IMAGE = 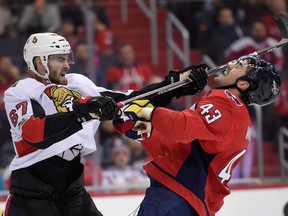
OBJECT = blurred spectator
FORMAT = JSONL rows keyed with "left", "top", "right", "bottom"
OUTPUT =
{"left": 69, "top": 40, "right": 105, "bottom": 86}
{"left": 18, "top": 0, "right": 61, "bottom": 35}
{"left": 166, "top": 0, "right": 211, "bottom": 49}
{"left": 77, "top": 12, "right": 114, "bottom": 56}
{"left": 126, "top": 138, "right": 149, "bottom": 171}
{"left": 262, "top": 0, "right": 288, "bottom": 41}
{"left": 60, "top": 0, "right": 84, "bottom": 35}
{"left": 99, "top": 121, "right": 122, "bottom": 168}
{"left": 105, "top": 43, "right": 154, "bottom": 90}
{"left": 0, "top": 55, "right": 20, "bottom": 111}
{"left": 224, "top": 20, "right": 284, "bottom": 71}
{"left": 57, "top": 19, "right": 77, "bottom": 50}
{"left": 0, "top": 55, "right": 20, "bottom": 168}
{"left": 92, "top": 0, "right": 110, "bottom": 28}
{"left": 102, "top": 139, "right": 148, "bottom": 190}
{"left": 77, "top": 11, "right": 117, "bottom": 75}
{"left": 202, "top": 7, "right": 249, "bottom": 65}
{"left": 240, "top": 0, "right": 270, "bottom": 25}
{"left": 0, "top": 0, "right": 12, "bottom": 38}
{"left": 99, "top": 120, "right": 119, "bottom": 145}
{"left": 261, "top": 0, "right": 288, "bottom": 71}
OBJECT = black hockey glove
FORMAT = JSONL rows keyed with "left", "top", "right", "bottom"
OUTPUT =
{"left": 73, "top": 95, "right": 121, "bottom": 122}
{"left": 165, "top": 64, "right": 208, "bottom": 97}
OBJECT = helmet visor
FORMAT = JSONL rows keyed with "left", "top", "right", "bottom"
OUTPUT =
{"left": 48, "top": 53, "right": 74, "bottom": 65}
{"left": 233, "top": 55, "right": 259, "bottom": 79}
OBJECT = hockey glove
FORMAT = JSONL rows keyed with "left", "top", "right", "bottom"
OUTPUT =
{"left": 126, "top": 121, "right": 153, "bottom": 140}
{"left": 166, "top": 64, "right": 208, "bottom": 97}
{"left": 114, "top": 120, "right": 153, "bottom": 141}
{"left": 123, "top": 100, "right": 155, "bottom": 122}
{"left": 73, "top": 95, "right": 121, "bottom": 122}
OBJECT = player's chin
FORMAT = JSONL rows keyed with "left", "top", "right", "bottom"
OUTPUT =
{"left": 214, "top": 75, "right": 224, "bottom": 82}
{"left": 52, "top": 75, "right": 68, "bottom": 85}
{"left": 213, "top": 76, "right": 224, "bottom": 87}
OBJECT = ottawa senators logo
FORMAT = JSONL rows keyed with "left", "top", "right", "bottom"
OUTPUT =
{"left": 44, "top": 86, "right": 81, "bottom": 112}
{"left": 32, "top": 36, "right": 37, "bottom": 43}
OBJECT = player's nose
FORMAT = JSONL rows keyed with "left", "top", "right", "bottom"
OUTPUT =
{"left": 227, "top": 62, "right": 234, "bottom": 70}
{"left": 64, "top": 61, "right": 70, "bottom": 69}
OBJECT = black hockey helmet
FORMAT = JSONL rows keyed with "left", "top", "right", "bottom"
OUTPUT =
{"left": 239, "top": 56, "right": 281, "bottom": 107}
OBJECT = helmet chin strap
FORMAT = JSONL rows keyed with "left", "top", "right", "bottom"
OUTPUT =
{"left": 43, "top": 66, "right": 51, "bottom": 84}
{"left": 31, "top": 67, "right": 51, "bottom": 84}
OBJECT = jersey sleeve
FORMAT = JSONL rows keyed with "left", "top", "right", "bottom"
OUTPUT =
{"left": 4, "top": 82, "right": 82, "bottom": 149}
{"left": 150, "top": 93, "right": 235, "bottom": 152}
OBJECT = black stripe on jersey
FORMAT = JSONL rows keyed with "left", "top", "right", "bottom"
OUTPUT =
{"left": 25, "top": 100, "right": 83, "bottom": 149}
{"left": 31, "top": 99, "right": 45, "bottom": 118}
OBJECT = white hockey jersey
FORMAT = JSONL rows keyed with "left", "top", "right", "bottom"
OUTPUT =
{"left": 4, "top": 73, "right": 133, "bottom": 171}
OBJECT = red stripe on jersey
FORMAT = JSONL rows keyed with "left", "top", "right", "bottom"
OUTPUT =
{"left": 22, "top": 116, "right": 45, "bottom": 143}
{"left": 3, "top": 194, "right": 14, "bottom": 216}
{"left": 14, "top": 140, "right": 37, "bottom": 157}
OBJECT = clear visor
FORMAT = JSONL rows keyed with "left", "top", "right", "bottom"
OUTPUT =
{"left": 232, "top": 55, "right": 259, "bottom": 80}
{"left": 48, "top": 52, "right": 74, "bottom": 65}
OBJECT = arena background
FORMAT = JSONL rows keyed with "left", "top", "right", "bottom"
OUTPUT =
{"left": 1, "top": 0, "right": 288, "bottom": 215}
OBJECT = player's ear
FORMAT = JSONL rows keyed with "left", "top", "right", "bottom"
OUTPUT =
{"left": 236, "top": 80, "right": 250, "bottom": 91}
{"left": 34, "top": 57, "right": 43, "bottom": 66}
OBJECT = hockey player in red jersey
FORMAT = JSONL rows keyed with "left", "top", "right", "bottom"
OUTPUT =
{"left": 116, "top": 56, "right": 281, "bottom": 216}
{"left": 2, "top": 33, "right": 208, "bottom": 216}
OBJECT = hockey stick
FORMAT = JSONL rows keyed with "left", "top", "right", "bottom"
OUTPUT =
{"left": 117, "top": 13, "right": 288, "bottom": 108}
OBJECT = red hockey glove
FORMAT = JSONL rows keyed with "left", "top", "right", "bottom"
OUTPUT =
{"left": 73, "top": 95, "right": 121, "bottom": 122}
{"left": 165, "top": 64, "right": 208, "bottom": 97}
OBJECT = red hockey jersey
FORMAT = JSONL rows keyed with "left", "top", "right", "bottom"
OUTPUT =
{"left": 105, "top": 63, "right": 154, "bottom": 90}
{"left": 142, "top": 89, "right": 251, "bottom": 216}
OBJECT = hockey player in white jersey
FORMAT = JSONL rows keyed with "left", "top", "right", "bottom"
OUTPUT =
{"left": 2, "top": 33, "right": 208, "bottom": 216}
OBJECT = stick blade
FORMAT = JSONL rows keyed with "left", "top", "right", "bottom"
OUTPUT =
{"left": 275, "top": 13, "right": 288, "bottom": 39}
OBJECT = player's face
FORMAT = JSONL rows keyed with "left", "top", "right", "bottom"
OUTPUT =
{"left": 48, "top": 54, "right": 71, "bottom": 85}
{"left": 213, "top": 59, "right": 250, "bottom": 88}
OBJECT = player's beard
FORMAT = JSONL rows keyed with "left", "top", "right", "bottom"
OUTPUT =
{"left": 49, "top": 70, "right": 68, "bottom": 85}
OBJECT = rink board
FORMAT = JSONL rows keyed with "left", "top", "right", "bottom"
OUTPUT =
{"left": 0, "top": 184, "right": 288, "bottom": 216}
